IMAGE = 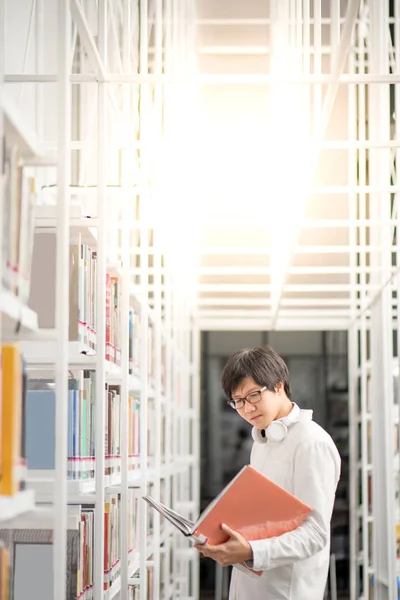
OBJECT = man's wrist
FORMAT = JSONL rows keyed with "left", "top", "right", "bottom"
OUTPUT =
{"left": 244, "top": 543, "right": 254, "bottom": 567}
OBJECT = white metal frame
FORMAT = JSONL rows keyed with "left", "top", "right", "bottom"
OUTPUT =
{"left": 0, "top": 3, "right": 199, "bottom": 600}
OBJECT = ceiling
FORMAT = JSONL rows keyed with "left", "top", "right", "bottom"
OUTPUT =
{"left": 193, "top": 0, "right": 361, "bottom": 331}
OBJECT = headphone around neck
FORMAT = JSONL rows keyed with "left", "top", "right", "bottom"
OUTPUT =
{"left": 261, "top": 403, "right": 301, "bottom": 442}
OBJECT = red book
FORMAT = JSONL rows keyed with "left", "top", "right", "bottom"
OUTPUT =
{"left": 143, "top": 465, "right": 312, "bottom": 576}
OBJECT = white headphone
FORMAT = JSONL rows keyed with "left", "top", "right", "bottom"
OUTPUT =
{"left": 257, "top": 403, "right": 301, "bottom": 443}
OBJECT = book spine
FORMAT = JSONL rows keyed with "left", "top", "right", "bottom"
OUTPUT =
{"left": 105, "top": 274, "right": 111, "bottom": 361}
{"left": 0, "top": 345, "right": 23, "bottom": 495}
{"left": 19, "top": 357, "right": 27, "bottom": 490}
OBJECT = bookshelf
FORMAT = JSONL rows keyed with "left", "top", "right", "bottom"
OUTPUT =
{"left": 0, "top": 2, "right": 199, "bottom": 600}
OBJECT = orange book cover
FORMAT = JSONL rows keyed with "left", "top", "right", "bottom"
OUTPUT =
{"left": 143, "top": 465, "right": 312, "bottom": 575}
{"left": 194, "top": 465, "right": 311, "bottom": 545}
{"left": 0, "top": 344, "right": 22, "bottom": 495}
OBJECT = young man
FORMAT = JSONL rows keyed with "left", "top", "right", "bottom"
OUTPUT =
{"left": 195, "top": 346, "right": 341, "bottom": 600}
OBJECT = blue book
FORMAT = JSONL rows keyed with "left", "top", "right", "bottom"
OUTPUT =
{"left": 26, "top": 390, "right": 56, "bottom": 470}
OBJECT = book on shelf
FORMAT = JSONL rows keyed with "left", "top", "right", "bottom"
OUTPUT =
{"left": 0, "top": 542, "right": 9, "bottom": 600}
{"left": 0, "top": 492, "right": 140, "bottom": 599}
{"left": 1, "top": 140, "right": 36, "bottom": 302}
{"left": 143, "top": 465, "right": 312, "bottom": 576}
{"left": 0, "top": 505, "right": 93, "bottom": 600}
{"left": 128, "top": 396, "right": 140, "bottom": 471}
{"left": 148, "top": 322, "right": 155, "bottom": 388}
{"left": 104, "top": 494, "right": 120, "bottom": 591}
{"left": 105, "top": 385, "right": 121, "bottom": 477}
{"left": 106, "top": 274, "right": 121, "bottom": 365}
{"left": 29, "top": 232, "right": 121, "bottom": 363}
{"left": 147, "top": 565, "right": 154, "bottom": 600}
{"left": 26, "top": 373, "right": 136, "bottom": 482}
{"left": 129, "top": 308, "right": 141, "bottom": 377}
{"left": 0, "top": 344, "right": 27, "bottom": 496}
{"left": 128, "top": 585, "right": 140, "bottom": 600}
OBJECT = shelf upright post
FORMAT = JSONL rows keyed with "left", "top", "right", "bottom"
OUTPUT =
{"left": 313, "top": 0, "right": 322, "bottom": 136}
{"left": 369, "top": 1, "right": 397, "bottom": 597}
{"left": 163, "top": 255, "right": 173, "bottom": 597}
{"left": 94, "top": 1, "right": 108, "bottom": 599}
{"left": 192, "top": 323, "right": 201, "bottom": 600}
{"left": 139, "top": 1, "right": 150, "bottom": 598}
{"left": 120, "top": 2, "right": 132, "bottom": 598}
{"left": 53, "top": 0, "right": 71, "bottom": 599}
{"left": 347, "top": 35, "right": 358, "bottom": 600}
{"left": 152, "top": 0, "right": 163, "bottom": 595}
{"left": 395, "top": 0, "right": 400, "bottom": 512}
{"left": 330, "top": 0, "right": 340, "bottom": 73}
{"left": 181, "top": 267, "right": 190, "bottom": 598}
{"left": 35, "top": 0, "right": 44, "bottom": 141}
{"left": 152, "top": 233, "right": 162, "bottom": 598}
{"left": 354, "top": 13, "right": 370, "bottom": 597}
{"left": 170, "top": 265, "right": 178, "bottom": 583}
{"left": 163, "top": 0, "right": 173, "bottom": 593}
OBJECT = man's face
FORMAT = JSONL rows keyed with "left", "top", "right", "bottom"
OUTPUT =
{"left": 231, "top": 376, "right": 283, "bottom": 430}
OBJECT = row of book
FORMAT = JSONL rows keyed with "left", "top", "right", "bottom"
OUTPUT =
{"left": 26, "top": 374, "right": 141, "bottom": 481}
{"left": 0, "top": 490, "right": 141, "bottom": 600}
{"left": 29, "top": 233, "right": 122, "bottom": 365}
{"left": 1, "top": 345, "right": 165, "bottom": 499}
{"left": 2, "top": 141, "right": 36, "bottom": 303}
{"left": 29, "top": 230, "right": 165, "bottom": 377}
{"left": 128, "top": 566, "right": 154, "bottom": 600}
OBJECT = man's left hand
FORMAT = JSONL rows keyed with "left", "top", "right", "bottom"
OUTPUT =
{"left": 194, "top": 524, "right": 253, "bottom": 567}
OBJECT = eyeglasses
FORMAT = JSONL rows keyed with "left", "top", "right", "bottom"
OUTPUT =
{"left": 228, "top": 386, "right": 267, "bottom": 410}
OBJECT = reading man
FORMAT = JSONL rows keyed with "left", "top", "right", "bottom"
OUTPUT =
{"left": 196, "top": 346, "right": 341, "bottom": 600}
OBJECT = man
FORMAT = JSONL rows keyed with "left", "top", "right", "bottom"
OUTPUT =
{"left": 195, "top": 346, "right": 341, "bottom": 600}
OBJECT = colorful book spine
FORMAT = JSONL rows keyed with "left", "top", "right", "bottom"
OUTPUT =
{"left": 106, "top": 274, "right": 112, "bottom": 361}
{"left": 0, "top": 344, "right": 23, "bottom": 495}
{"left": 0, "top": 543, "right": 9, "bottom": 600}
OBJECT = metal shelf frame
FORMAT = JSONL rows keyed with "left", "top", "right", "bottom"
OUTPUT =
{"left": 0, "top": 3, "right": 199, "bottom": 600}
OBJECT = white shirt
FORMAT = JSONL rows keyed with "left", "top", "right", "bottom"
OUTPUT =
{"left": 229, "top": 407, "right": 341, "bottom": 600}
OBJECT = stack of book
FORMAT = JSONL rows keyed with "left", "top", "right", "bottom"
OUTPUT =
{"left": 2, "top": 142, "right": 36, "bottom": 302}
{"left": 106, "top": 274, "right": 121, "bottom": 365}
{"left": 68, "top": 372, "right": 96, "bottom": 480}
{"left": 0, "top": 505, "right": 95, "bottom": 600}
{"left": 104, "top": 494, "right": 120, "bottom": 593}
{"left": 29, "top": 233, "right": 121, "bottom": 363}
{"left": 147, "top": 565, "right": 154, "bottom": 600}
{"left": 128, "top": 586, "right": 140, "bottom": 600}
{"left": 0, "top": 344, "right": 27, "bottom": 496}
{"left": 70, "top": 238, "right": 98, "bottom": 349}
{"left": 0, "top": 491, "right": 141, "bottom": 598}
{"left": 127, "top": 489, "right": 141, "bottom": 557}
{"left": 26, "top": 373, "right": 132, "bottom": 482}
{"left": 105, "top": 385, "right": 121, "bottom": 478}
{"left": 128, "top": 397, "right": 140, "bottom": 471}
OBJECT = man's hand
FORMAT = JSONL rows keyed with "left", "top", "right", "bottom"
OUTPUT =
{"left": 194, "top": 524, "right": 253, "bottom": 567}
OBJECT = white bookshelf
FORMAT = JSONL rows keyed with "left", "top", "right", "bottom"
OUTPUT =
{"left": 0, "top": 2, "right": 199, "bottom": 600}
{"left": 20, "top": 340, "right": 122, "bottom": 379}
{"left": 1, "top": 89, "right": 56, "bottom": 165}
{"left": 0, "top": 490, "right": 35, "bottom": 523}
{"left": 0, "top": 288, "right": 39, "bottom": 335}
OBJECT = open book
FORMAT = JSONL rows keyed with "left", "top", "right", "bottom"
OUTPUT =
{"left": 143, "top": 465, "right": 312, "bottom": 576}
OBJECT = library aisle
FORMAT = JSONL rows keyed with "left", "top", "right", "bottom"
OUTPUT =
{"left": 0, "top": 1, "right": 399, "bottom": 600}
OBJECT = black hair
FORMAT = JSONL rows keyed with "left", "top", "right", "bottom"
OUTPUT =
{"left": 221, "top": 345, "right": 291, "bottom": 400}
